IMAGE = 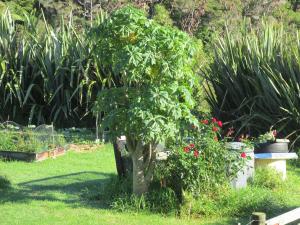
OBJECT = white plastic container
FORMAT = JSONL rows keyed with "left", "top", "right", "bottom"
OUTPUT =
{"left": 226, "top": 142, "right": 255, "bottom": 189}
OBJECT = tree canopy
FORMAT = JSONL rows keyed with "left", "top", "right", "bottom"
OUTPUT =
{"left": 93, "top": 6, "right": 203, "bottom": 143}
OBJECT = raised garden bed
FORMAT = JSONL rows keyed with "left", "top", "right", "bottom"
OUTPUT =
{"left": 0, "top": 147, "right": 66, "bottom": 162}
{"left": 0, "top": 123, "right": 67, "bottom": 162}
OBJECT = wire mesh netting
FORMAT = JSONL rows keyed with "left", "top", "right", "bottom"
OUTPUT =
{"left": 0, "top": 122, "right": 66, "bottom": 153}
{"left": 59, "top": 127, "right": 97, "bottom": 144}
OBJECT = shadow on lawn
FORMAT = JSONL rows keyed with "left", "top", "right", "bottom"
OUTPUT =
{"left": 0, "top": 171, "right": 116, "bottom": 209}
{"left": 1, "top": 171, "right": 299, "bottom": 224}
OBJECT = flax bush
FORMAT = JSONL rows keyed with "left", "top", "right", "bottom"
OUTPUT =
{"left": 0, "top": 10, "right": 109, "bottom": 126}
{"left": 206, "top": 23, "right": 300, "bottom": 146}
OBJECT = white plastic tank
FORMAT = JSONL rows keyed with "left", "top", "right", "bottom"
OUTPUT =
{"left": 226, "top": 142, "right": 255, "bottom": 189}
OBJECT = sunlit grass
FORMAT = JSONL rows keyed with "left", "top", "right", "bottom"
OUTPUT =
{"left": 0, "top": 144, "right": 299, "bottom": 225}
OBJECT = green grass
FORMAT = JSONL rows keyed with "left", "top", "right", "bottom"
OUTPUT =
{"left": 0, "top": 144, "right": 299, "bottom": 225}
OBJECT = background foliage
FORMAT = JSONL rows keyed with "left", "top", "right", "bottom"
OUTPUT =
{"left": 1, "top": 0, "right": 300, "bottom": 138}
{"left": 0, "top": 1, "right": 299, "bottom": 40}
{"left": 206, "top": 23, "right": 300, "bottom": 146}
{"left": 0, "top": 11, "right": 109, "bottom": 126}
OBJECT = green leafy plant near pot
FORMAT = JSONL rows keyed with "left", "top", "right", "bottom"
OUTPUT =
{"left": 224, "top": 128, "right": 254, "bottom": 157}
{"left": 255, "top": 130, "right": 289, "bottom": 153}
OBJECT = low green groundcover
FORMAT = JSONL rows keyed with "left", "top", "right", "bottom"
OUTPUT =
{"left": 0, "top": 129, "right": 65, "bottom": 153}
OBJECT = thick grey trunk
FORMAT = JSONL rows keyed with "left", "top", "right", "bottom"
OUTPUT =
{"left": 126, "top": 137, "right": 157, "bottom": 196}
{"left": 132, "top": 149, "right": 148, "bottom": 195}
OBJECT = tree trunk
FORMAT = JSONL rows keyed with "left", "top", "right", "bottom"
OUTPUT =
{"left": 126, "top": 137, "right": 157, "bottom": 196}
{"left": 113, "top": 139, "right": 126, "bottom": 178}
{"left": 132, "top": 149, "right": 148, "bottom": 195}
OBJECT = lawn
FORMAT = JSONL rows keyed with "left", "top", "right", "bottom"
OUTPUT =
{"left": 0, "top": 144, "right": 299, "bottom": 225}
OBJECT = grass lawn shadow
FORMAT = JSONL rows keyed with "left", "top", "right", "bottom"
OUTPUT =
{"left": 0, "top": 171, "right": 116, "bottom": 209}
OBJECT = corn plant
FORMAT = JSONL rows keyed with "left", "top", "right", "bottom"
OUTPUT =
{"left": 206, "top": 23, "right": 300, "bottom": 146}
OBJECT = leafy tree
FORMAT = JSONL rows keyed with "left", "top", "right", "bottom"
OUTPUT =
{"left": 93, "top": 6, "right": 203, "bottom": 195}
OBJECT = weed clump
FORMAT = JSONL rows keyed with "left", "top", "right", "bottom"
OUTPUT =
{"left": 0, "top": 175, "right": 11, "bottom": 190}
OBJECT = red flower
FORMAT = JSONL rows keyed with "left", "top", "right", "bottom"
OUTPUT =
{"left": 201, "top": 119, "right": 209, "bottom": 125}
{"left": 183, "top": 147, "right": 190, "bottom": 153}
{"left": 240, "top": 152, "right": 247, "bottom": 158}
{"left": 217, "top": 121, "right": 223, "bottom": 128}
{"left": 194, "top": 150, "right": 199, "bottom": 158}
{"left": 212, "top": 126, "right": 218, "bottom": 132}
{"left": 189, "top": 143, "right": 195, "bottom": 148}
{"left": 212, "top": 117, "right": 217, "bottom": 123}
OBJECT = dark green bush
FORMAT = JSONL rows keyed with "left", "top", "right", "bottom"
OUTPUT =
{"left": 59, "top": 128, "right": 96, "bottom": 145}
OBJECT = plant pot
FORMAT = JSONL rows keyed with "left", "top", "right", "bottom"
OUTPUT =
{"left": 255, "top": 142, "right": 289, "bottom": 153}
{"left": 225, "top": 142, "right": 254, "bottom": 189}
{"left": 225, "top": 142, "right": 253, "bottom": 152}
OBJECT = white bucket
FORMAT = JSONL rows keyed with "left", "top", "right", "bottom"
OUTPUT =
{"left": 226, "top": 142, "right": 255, "bottom": 189}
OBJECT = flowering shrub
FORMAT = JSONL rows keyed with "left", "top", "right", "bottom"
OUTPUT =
{"left": 156, "top": 118, "right": 248, "bottom": 197}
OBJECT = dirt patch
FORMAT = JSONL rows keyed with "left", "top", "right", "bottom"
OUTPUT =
{"left": 68, "top": 144, "right": 102, "bottom": 152}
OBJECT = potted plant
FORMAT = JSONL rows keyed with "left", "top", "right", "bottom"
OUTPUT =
{"left": 220, "top": 127, "right": 254, "bottom": 188}
{"left": 255, "top": 130, "right": 289, "bottom": 153}
{"left": 224, "top": 128, "right": 254, "bottom": 153}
